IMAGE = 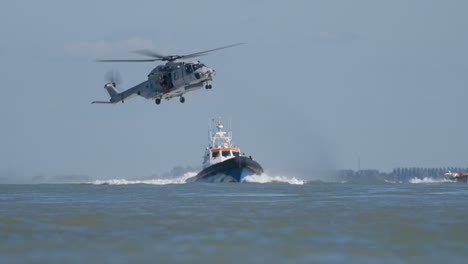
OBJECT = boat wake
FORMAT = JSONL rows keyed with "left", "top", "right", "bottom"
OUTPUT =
{"left": 243, "top": 173, "right": 304, "bottom": 185}
{"left": 90, "top": 172, "right": 197, "bottom": 185}
{"left": 90, "top": 172, "right": 304, "bottom": 185}
{"left": 409, "top": 177, "right": 454, "bottom": 184}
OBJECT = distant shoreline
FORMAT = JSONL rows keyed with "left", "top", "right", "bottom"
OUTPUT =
{"left": 336, "top": 167, "right": 468, "bottom": 182}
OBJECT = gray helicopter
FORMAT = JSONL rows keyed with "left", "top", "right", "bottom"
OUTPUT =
{"left": 92, "top": 43, "right": 243, "bottom": 105}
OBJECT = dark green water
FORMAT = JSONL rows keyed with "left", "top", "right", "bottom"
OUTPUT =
{"left": 1, "top": 180, "right": 468, "bottom": 264}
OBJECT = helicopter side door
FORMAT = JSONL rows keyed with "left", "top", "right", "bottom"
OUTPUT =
{"left": 147, "top": 66, "right": 168, "bottom": 95}
{"left": 171, "top": 67, "right": 184, "bottom": 89}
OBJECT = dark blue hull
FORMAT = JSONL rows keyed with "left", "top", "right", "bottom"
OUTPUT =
{"left": 188, "top": 156, "right": 263, "bottom": 183}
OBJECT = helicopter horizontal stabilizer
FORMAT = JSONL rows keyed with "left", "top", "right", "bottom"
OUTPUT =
{"left": 91, "top": 101, "right": 115, "bottom": 104}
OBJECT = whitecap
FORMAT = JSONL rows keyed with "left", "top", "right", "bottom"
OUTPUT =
{"left": 243, "top": 173, "right": 304, "bottom": 185}
{"left": 409, "top": 177, "right": 453, "bottom": 184}
{"left": 90, "top": 172, "right": 197, "bottom": 185}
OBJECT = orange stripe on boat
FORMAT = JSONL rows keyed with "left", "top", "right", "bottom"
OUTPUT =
{"left": 210, "top": 148, "right": 240, "bottom": 152}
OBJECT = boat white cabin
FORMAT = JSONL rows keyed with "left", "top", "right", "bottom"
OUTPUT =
{"left": 202, "top": 118, "right": 241, "bottom": 168}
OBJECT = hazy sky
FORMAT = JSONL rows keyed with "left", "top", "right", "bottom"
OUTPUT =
{"left": 1, "top": 0, "right": 467, "bottom": 182}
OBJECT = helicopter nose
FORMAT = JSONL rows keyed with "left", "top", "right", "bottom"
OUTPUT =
{"left": 207, "top": 68, "right": 216, "bottom": 77}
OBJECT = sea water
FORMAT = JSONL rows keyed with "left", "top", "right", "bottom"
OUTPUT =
{"left": 1, "top": 174, "right": 468, "bottom": 264}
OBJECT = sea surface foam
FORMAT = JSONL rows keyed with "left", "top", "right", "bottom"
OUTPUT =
{"left": 409, "top": 177, "right": 453, "bottom": 184}
{"left": 91, "top": 172, "right": 197, "bottom": 185}
{"left": 243, "top": 173, "right": 304, "bottom": 185}
{"left": 90, "top": 172, "right": 304, "bottom": 185}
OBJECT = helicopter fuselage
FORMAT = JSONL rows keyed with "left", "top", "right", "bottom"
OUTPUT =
{"left": 94, "top": 61, "right": 215, "bottom": 105}
{"left": 145, "top": 61, "right": 215, "bottom": 101}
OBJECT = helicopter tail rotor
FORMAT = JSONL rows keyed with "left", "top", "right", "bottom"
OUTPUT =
{"left": 105, "top": 70, "right": 122, "bottom": 88}
{"left": 92, "top": 70, "right": 124, "bottom": 104}
{"left": 102, "top": 70, "right": 122, "bottom": 100}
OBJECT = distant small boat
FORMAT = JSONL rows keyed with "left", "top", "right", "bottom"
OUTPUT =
{"left": 444, "top": 171, "right": 468, "bottom": 182}
{"left": 187, "top": 117, "right": 263, "bottom": 183}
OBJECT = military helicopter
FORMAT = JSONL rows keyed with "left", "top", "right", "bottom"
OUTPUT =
{"left": 92, "top": 43, "right": 243, "bottom": 105}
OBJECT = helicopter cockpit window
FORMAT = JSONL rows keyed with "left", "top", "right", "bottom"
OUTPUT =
{"left": 185, "top": 64, "right": 193, "bottom": 73}
{"left": 192, "top": 64, "right": 201, "bottom": 71}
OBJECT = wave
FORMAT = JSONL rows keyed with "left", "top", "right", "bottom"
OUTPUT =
{"left": 409, "top": 177, "right": 453, "bottom": 184}
{"left": 90, "top": 172, "right": 197, "bottom": 185}
{"left": 90, "top": 172, "right": 304, "bottom": 185}
{"left": 90, "top": 174, "right": 455, "bottom": 185}
{"left": 384, "top": 180, "right": 403, "bottom": 184}
{"left": 243, "top": 173, "right": 304, "bottom": 185}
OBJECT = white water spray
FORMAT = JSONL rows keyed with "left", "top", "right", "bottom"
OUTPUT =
{"left": 243, "top": 173, "right": 304, "bottom": 185}
{"left": 409, "top": 177, "right": 454, "bottom": 184}
{"left": 90, "top": 172, "right": 305, "bottom": 185}
{"left": 91, "top": 172, "right": 197, "bottom": 185}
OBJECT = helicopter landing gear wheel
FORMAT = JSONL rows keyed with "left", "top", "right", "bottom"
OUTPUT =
{"left": 205, "top": 84, "right": 212, "bottom": 89}
{"left": 155, "top": 98, "right": 161, "bottom": 105}
{"left": 180, "top": 96, "right": 185, "bottom": 103}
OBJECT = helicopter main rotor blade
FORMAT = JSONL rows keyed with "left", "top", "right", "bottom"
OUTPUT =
{"left": 96, "top": 43, "right": 244, "bottom": 63}
{"left": 96, "top": 59, "right": 161, "bottom": 62}
{"left": 177, "top": 42, "right": 245, "bottom": 60}
{"left": 180, "top": 53, "right": 209, "bottom": 60}
{"left": 132, "top": 49, "right": 167, "bottom": 59}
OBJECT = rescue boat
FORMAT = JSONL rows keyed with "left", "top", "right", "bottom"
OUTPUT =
{"left": 187, "top": 117, "right": 263, "bottom": 183}
{"left": 444, "top": 171, "right": 468, "bottom": 182}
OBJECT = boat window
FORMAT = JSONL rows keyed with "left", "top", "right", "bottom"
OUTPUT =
{"left": 212, "top": 151, "right": 220, "bottom": 158}
{"left": 233, "top": 151, "right": 240, "bottom": 157}
{"left": 222, "top": 151, "right": 231, "bottom": 157}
